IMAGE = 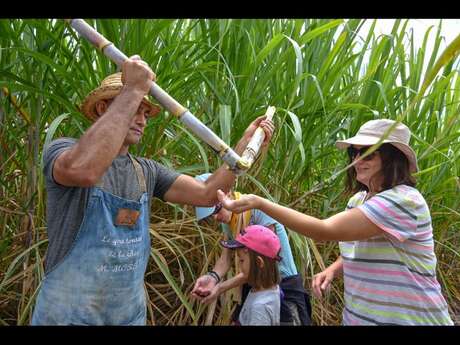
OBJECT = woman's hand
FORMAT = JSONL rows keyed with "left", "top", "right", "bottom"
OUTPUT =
{"left": 190, "top": 275, "right": 217, "bottom": 300}
{"left": 217, "top": 190, "right": 261, "bottom": 213}
{"left": 311, "top": 268, "right": 335, "bottom": 299}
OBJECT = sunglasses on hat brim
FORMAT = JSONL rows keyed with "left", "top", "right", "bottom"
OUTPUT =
{"left": 211, "top": 202, "right": 223, "bottom": 216}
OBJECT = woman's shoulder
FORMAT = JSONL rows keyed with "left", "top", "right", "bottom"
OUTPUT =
{"left": 373, "top": 185, "right": 429, "bottom": 213}
{"left": 347, "top": 191, "right": 367, "bottom": 208}
{"left": 379, "top": 184, "right": 425, "bottom": 200}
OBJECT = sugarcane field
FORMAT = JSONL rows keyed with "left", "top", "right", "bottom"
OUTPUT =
{"left": 1, "top": 18, "right": 460, "bottom": 326}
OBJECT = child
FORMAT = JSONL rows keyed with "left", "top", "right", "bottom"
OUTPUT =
{"left": 191, "top": 173, "right": 311, "bottom": 325}
{"left": 221, "top": 225, "right": 281, "bottom": 326}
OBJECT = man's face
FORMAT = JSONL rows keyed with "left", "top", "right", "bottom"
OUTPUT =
{"left": 97, "top": 99, "right": 152, "bottom": 147}
{"left": 123, "top": 102, "right": 152, "bottom": 146}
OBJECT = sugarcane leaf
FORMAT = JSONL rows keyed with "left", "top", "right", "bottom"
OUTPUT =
{"left": 299, "top": 19, "right": 344, "bottom": 45}
{"left": 150, "top": 249, "right": 197, "bottom": 322}
{"left": 418, "top": 33, "right": 460, "bottom": 100}
{"left": 218, "top": 104, "right": 232, "bottom": 145}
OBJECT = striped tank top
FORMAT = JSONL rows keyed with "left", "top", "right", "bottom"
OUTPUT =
{"left": 339, "top": 184, "right": 453, "bottom": 325}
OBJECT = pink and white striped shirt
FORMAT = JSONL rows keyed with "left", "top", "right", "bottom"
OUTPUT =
{"left": 339, "top": 185, "right": 453, "bottom": 325}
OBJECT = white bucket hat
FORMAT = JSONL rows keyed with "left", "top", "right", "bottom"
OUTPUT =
{"left": 335, "top": 119, "right": 418, "bottom": 173}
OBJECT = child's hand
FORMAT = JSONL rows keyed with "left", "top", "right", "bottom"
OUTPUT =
{"left": 217, "top": 190, "right": 260, "bottom": 213}
{"left": 191, "top": 275, "right": 216, "bottom": 300}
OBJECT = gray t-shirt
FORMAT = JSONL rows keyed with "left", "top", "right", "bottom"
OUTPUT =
{"left": 238, "top": 285, "right": 280, "bottom": 325}
{"left": 43, "top": 138, "right": 180, "bottom": 274}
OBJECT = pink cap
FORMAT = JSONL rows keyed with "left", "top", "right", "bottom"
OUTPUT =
{"left": 220, "top": 225, "right": 282, "bottom": 261}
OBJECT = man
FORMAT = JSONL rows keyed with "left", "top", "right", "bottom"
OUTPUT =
{"left": 191, "top": 176, "right": 312, "bottom": 326}
{"left": 31, "top": 56, "right": 274, "bottom": 325}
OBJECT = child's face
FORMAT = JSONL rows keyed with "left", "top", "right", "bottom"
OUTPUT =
{"left": 212, "top": 192, "right": 233, "bottom": 223}
{"left": 236, "top": 248, "right": 250, "bottom": 276}
{"left": 213, "top": 206, "right": 232, "bottom": 224}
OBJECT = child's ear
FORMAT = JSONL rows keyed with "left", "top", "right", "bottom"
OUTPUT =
{"left": 256, "top": 256, "right": 265, "bottom": 269}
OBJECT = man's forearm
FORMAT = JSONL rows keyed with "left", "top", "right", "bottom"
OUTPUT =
{"left": 64, "top": 87, "right": 145, "bottom": 181}
{"left": 202, "top": 136, "right": 250, "bottom": 202}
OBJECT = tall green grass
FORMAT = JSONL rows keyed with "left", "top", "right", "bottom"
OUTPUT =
{"left": 0, "top": 19, "right": 459, "bottom": 325}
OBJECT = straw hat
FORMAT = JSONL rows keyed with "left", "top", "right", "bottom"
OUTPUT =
{"left": 335, "top": 119, "right": 418, "bottom": 173}
{"left": 80, "top": 72, "right": 161, "bottom": 122}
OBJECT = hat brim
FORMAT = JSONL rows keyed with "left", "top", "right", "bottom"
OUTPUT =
{"left": 390, "top": 143, "right": 419, "bottom": 173}
{"left": 80, "top": 85, "right": 162, "bottom": 122}
{"left": 335, "top": 135, "right": 418, "bottom": 173}
{"left": 194, "top": 173, "right": 216, "bottom": 220}
{"left": 195, "top": 206, "right": 216, "bottom": 221}
{"left": 220, "top": 239, "right": 245, "bottom": 249}
{"left": 335, "top": 134, "right": 383, "bottom": 149}
{"left": 221, "top": 238, "right": 282, "bottom": 261}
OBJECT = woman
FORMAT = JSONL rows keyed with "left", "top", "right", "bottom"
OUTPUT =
{"left": 217, "top": 119, "right": 454, "bottom": 325}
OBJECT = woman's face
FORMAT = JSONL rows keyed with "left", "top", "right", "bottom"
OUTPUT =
{"left": 236, "top": 248, "right": 250, "bottom": 276}
{"left": 351, "top": 145, "right": 383, "bottom": 190}
{"left": 212, "top": 197, "right": 233, "bottom": 224}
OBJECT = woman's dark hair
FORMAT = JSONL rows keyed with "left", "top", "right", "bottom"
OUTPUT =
{"left": 345, "top": 143, "right": 416, "bottom": 195}
{"left": 246, "top": 249, "right": 280, "bottom": 290}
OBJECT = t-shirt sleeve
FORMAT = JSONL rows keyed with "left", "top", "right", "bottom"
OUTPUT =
{"left": 251, "top": 209, "right": 277, "bottom": 228}
{"left": 346, "top": 191, "right": 366, "bottom": 210}
{"left": 221, "top": 223, "right": 233, "bottom": 239}
{"left": 141, "top": 158, "right": 180, "bottom": 201}
{"left": 357, "top": 188, "right": 424, "bottom": 243}
{"left": 43, "top": 138, "right": 77, "bottom": 185}
{"left": 245, "top": 303, "right": 274, "bottom": 326}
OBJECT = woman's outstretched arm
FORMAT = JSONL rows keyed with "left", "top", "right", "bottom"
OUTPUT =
{"left": 217, "top": 190, "right": 382, "bottom": 242}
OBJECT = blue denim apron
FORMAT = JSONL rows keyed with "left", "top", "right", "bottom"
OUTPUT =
{"left": 31, "top": 155, "right": 150, "bottom": 325}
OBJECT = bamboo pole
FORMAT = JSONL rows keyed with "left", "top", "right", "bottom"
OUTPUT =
{"left": 65, "top": 19, "right": 269, "bottom": 175}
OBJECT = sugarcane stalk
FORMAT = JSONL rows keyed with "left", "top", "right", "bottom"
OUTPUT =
{"left": 240, "top": 106, "right": 275, "bottom": 166}
{"left": 2, "top": 87, "right": 32, "bottom": 126}
{"left": 65, "top": 19, "right": 256, "bottom": 175}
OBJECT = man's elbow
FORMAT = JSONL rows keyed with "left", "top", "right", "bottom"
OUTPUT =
{"left": 77, "top": 173, "right": 99, "bottom": 187}
{"left": 55, "top": 162, "right": 99, "bottom": 187}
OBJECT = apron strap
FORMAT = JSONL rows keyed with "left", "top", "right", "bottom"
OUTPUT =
{"left": 128, "top": 153, "right": 147, "bottom": 194}
{"left": 95, "top": 176, "right": 104, "bottom": 189}
{"left": 94, "top": 154, "right": 147, "bottom": 194}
